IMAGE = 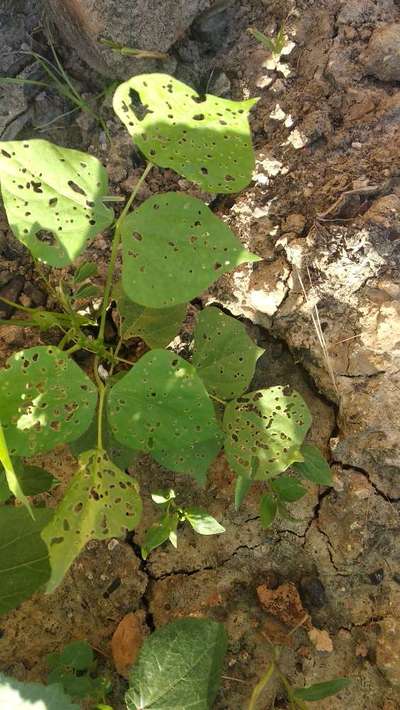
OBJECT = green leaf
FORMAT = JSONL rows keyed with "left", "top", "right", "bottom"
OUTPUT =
{"left": 223, "top": 386, "right": 311, "bottom": 480}
{"left": 0, "top": 346, "right": 98, "bottom": 457}
{"left": 259, "top": 494, "right": 277, "bottom": 528}
{"left": 126, "top": 618, "right": 228, "bottom": 709}
{"left": 151, "top": 489, "right": 176, "bottom": 505}
{"left": 0, "top": 475, "right": 10, "bottom": 503}
{"left": 184, "top": 507, "right": 225, "bottom": 535}
{"left": 271, "top": 476, "right": 307, "bottom": 502}
{"left": 73, "top": 284, "right": 100, "bottom": 300}
{"left": 121, "top": 192, "right": 260, "bottom": 309}
{"left": 0, "top": 421, "right": 30, "bottom": 510}
{"left": 69, "top": 395, "right": 139, "bottom": 470}
{"left": 141, "top": 513, "right": 178, "bottom": 560}
{"left": 42, "top": 449, "right": 142, "bottom": 592}
{"left": 74, "top": 261, "right": 98, "bottom": 283}
{"left": 108, "top": 350, "right": 223, "bottom": 484}
{"left": 47, "top": 672, "right": 94, "bottom": 700}
{"left": 113, "top": 73, "right": 256, "bottom": 193}
{"left": 293, "top": 678, "right": 351, "bottom": 701}
{"left": 293, "top": 444, "right": 332, "bottom": 486}
{"left": 0, "top": 507, "right": 52, "bottom": 615}
{"left": 113, "top": 282, "right": 186, "bottom": 348}
{"left": 0, "top": 673, "right": 79, "bottom": 709}
{"left": 15, "top": 463, "right": 57, "bottom": 496}
{"left": 48, "top": 640, "right": 94, "bottom": 672}
{"left": 192, "top": 307, "right": 263, "bottom": 400}
{"left": 0, "top": 140, "right": 113, "bottom": 267}
{"left": 234, "top": 475, "right": 252, "bottom": 510}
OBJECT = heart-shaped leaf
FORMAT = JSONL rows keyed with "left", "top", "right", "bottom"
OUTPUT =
{"left": 0, "top": 140, "right": 113, "bottom": 266}
{"left": 108, "top": 350, "right": 223, "bottom": 484}
{"left": 113, "top": 73, "right": 256, "bottom": 193}
{"left": 223, "top": 386, "right": 311, "bottom": 480}
{"left": 0, "top": 673, "right": 79, "bottom": 709}
{"left": 0, "top": 506, "right": 52, "bottom": 615}
{"left": 0, "top": 346, "right": 98, "bottom": 457}
{"left": 42, "top": 449, "right": 142, "bottom": 592}
{"left": 126, "top": 618, "right": 228, "bottom": 709}
{"left": 121, "top": 192, "right": 259, "bottom": 308}
{"left": 193, "top": 307, "right": 263, "bottom": 400}
{"left": 293, "top": 444, "right": 332, "bottom": 486}
{"left": 113, "top": 282, "right": 186, "bottom": 348}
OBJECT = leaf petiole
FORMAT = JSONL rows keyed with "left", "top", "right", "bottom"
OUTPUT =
{"left": 98, "top": 162, "right": 153, "bottom": 342}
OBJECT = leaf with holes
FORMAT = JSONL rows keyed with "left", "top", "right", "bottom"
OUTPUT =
{"left": 293, "top": 444, "right": 332, "bottom": 486}
{"left": 113, "top": 73, "right": 257, "bottom": 193}
{"left": 126, "top": 618, "right": 228, "bottom": 710}
{"left": 0, "top": 673, "right": 79, "bottom": 710}
{"left": 223, "top": 386, "right": 311, "bottom": 480}
{"left": 0, "top": 140, "right": 113, "bottom": 267}
{"left": 192, "top": 307, "right": 263, "bottom": 400}
{"left": 108, "top": 350, "right": 223, "bottom": 484}
{"left": 0, "top": 506, "right": 52, "bottom": 615}
{"left": 42, "top": 449, "right": 142, "bottom": 592}
{"left": 113, "top": 282, "right": 186, "bottom": 348}
{"left": 121, "top": 192, "right": 259, "bottom": 308}
{"left": 0, "top": 346, "right": 98, "bottom": 457}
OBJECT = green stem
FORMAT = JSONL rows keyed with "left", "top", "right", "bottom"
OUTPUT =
{"left": 210, "top": 393, "right": 227, "bottom": 406}
{"left": 98, "top": 162, "right": 153, "bottom": 342}
{"left": 247, "top": 662, "right": 275, "bottom": 710}
{"left": 274, "top": 664, "right": 298, "bottom": 709}
{"left": 96, "top": 375, "right": 106, "bottom": 450}
{"left": 64, "top": 342, "right": 81, "bottom": 355}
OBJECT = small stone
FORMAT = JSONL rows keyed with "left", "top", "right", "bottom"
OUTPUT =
{"left": 19, "top": 293, "right": 31, "bottom": 308}
{"left": 369, "top": 568, "right": 384, "bottom": 585}
{"left": 281, "top": 213, "right": 306, "bottom": 235}
{"left": 299, "top": 576, "right": 327, "bottom": 610}
{"left": 23, "top": 282, "right": 46, "bottom": 307}
{"left": 0, "top": 275, "right": 25, "bottom": 318}
{"left": 257, "top": 582, "right": 311, "bottom": 629}
{"left": 308, "top": 627, "right": 333, "bottom": 653}
{"left": 352, "top": 141, "right": 362, "bottom": 149}
{"left": 362, "top": 24, "right": 400, "bottom": 82}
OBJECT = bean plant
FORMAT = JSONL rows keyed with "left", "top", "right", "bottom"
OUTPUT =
{"left": 0, "top": 73, "right": 332, "bottom": 614}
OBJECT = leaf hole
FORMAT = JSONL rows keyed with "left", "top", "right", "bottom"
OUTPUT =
{"left": 68, "top": 180, "right": 86, "bottom": 196}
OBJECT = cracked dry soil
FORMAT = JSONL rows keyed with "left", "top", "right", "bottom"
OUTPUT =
{"left": 1, "top": 0, "right": 400, "bottom": 708}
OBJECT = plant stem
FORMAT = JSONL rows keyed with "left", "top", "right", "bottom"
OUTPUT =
{"left": 247, "top": 662, "right": 275, "bottom": 710}
{"left": 98, "top": 162, "right": 153, "bottom": 342}
{"left": 96, "top": 376, "right": 106, "bottom": 450}
{"left": 210, "top": 393, "right": 227, "bottom": 406}
{"left": 64, "top": 342, "right": 81, "bottom": 355}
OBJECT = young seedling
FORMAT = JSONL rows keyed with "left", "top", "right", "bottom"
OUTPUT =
{"left": 141, "top": 488, "right": 225, "bottom": 559}
{"left": 0, "top": 72, "right": 332, "bottom": 615}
